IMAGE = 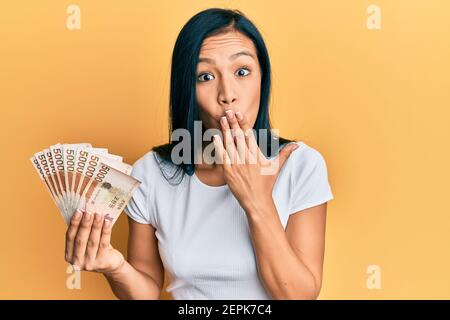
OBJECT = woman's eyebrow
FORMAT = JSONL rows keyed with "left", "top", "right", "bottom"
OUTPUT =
{"left": 230, "top": 51, "right": 255, "bottom": 61}
{"left": 198, "top": 51, "right": 255, "bottom": 64}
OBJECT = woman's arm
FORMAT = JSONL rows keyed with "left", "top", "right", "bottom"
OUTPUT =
{"left": 104, "top": 217, "right": 165, "bottom": 300}
{"left": 104, "top": 260, "right": 162, "bottom": 300}
{"left": 212, "top": 110, "right": 328, "bottom": 299}
{"left": 246, "top": 199, "right": 327, "bottom": 300}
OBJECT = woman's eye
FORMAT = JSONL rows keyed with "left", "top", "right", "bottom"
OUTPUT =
{"left": 236, "top": 68, "right": 250, "bottom": 77}
{"left": 197, "top": 73, "right": 215, "bottom": 82}
{"left": 197, "top": 68, "right": 250, "bottom": 82}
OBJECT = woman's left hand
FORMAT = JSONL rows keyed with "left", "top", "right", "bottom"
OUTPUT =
{"left": 212, "top": 110, "right": 299, "bottom": 214}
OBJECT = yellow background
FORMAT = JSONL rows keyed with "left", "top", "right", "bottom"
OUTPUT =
{"left": 1, "top": 0, "right": 449, "bottom": 299}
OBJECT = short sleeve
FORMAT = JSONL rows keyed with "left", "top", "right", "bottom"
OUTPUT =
{"left": 289, "top": 144, "right": 334, "bottom": 214}
{"left": 123, "top": 152, "right": 157, "bottom": 227}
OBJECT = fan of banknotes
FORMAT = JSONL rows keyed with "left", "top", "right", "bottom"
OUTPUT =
{"left": 30, "top": 143, "right": 141, "bottom": 226}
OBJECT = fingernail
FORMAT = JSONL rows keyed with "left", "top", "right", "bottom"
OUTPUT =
{"left": 95, "top": 213, "right": 102, "bottom": 222}
{"left": 74, "top": 210, "right": 82, "bottom": 220}
{"left": 104, "top": 219, "right": 111, "bottom": 228}
{"left": 226, "top": 110, "right": 235, "bottom": 119}
{"left": 221, "top": 116, "right": 227, "bottom": 125}
{"left": 71, "top": 264, "right": 81, "bottom": 272}
{"left": 84, "top": 212, "right": 92, "bottom": 221}
{"left": 236, "top": 111, "right": 243, "bottom": 120}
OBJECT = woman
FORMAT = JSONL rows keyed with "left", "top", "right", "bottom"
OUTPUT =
{"left": 64, "top": 8, "right": 334, "bottom": 300}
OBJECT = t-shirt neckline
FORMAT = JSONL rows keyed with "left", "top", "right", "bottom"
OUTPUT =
{"left": 192, "top": 170, "right": 229, "bottom": 190}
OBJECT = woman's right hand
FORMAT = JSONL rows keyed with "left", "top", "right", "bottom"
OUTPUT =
{"left": 65, "top": 210, "right": 125, "bottom": 275}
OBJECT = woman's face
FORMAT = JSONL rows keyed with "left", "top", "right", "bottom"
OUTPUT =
{"left": 196, "top": 30, "right": 262, "bottom": 131}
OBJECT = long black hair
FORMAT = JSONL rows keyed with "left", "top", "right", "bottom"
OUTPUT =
{"left": 152, "top": 8, "right": 294, "bottom": 185}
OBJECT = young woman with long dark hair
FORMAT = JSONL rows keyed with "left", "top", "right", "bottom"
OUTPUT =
{"left": 64, "top": 8, "right": 334, "bottom": 300}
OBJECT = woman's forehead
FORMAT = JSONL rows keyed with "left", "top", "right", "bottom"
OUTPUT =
{"left": 199, "top": 30, "right": 257, "bottom": 56}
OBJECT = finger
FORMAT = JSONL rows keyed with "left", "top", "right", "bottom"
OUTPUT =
{"left": 220, "top": 115, "right": 237, "bottom": 164}
{"left": 226, "top": 110, "right": 247, "bottom": 164}
{"left": 72, "top": 211, "right": 94, "bottom": 267}
{"left": 235, "top": 110, "right": 253, "bottom": 150}
{"left": 85, "top": 213, "right": 104, "bottom": 269}
{"left": 235, "top": 111, "right": 250, "bottom": 130}
{"left": 225, "top": 109, "right": 242, "bottom": 132}
{"left": 65, "top": 210, "right": 83, "bottom": 263}
{"left": 235, "top": 111, "right": 260, "bottom": 161}
{"left": 246, "top": 130, "right": 259, "bottom": 164}
{"left": 99, "top": 217, "right": 113, "bottom": 252}
{"left": 213, "top": 134, "right": 230, "bottom": 166}
{"left": 235, "top": 130, "right": 247, "bottom": 164}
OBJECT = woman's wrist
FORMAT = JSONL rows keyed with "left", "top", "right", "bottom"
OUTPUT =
{"left": 103, "top": 257, "right": 127, "bottom": 278}
{"left": 244, "top": 194, "right": 275, "bottom": 218}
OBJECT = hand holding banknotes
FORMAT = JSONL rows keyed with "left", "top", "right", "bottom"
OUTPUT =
{"left": 65, "top": 209, "right": 125, "bottom": 274}
{"left": 30, "top": 142, "right": 141, "bottom": 274}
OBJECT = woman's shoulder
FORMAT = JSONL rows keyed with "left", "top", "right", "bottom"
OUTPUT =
{"left": 131, "top": 149, "right": 158, "bottom": 170}
{"left": 130, "top": 148, "right": 183, "bottom": 187}
{"left": 280, "top": 141, "right": 334, "bottom": 213}
{"left": 284, "top": 140, "right": 330, "bottom": 177}
{"left": 128, "top": 149, "right": 162, "bottom": 183}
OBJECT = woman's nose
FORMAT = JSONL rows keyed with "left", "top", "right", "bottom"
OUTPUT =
{"left": 221, "top": 96, "right": 237, "bottom": 106}
{"left": 218, "top": 77, "right": 237, "bottom": 107}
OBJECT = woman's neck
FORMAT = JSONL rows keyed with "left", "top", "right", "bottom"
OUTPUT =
{"left": 195, "top": 139, "right": 220, "bottom": 171}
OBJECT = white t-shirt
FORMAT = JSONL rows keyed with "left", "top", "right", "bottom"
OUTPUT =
{"left": 124, "top": 141, "right": 334, "bottom": 300}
